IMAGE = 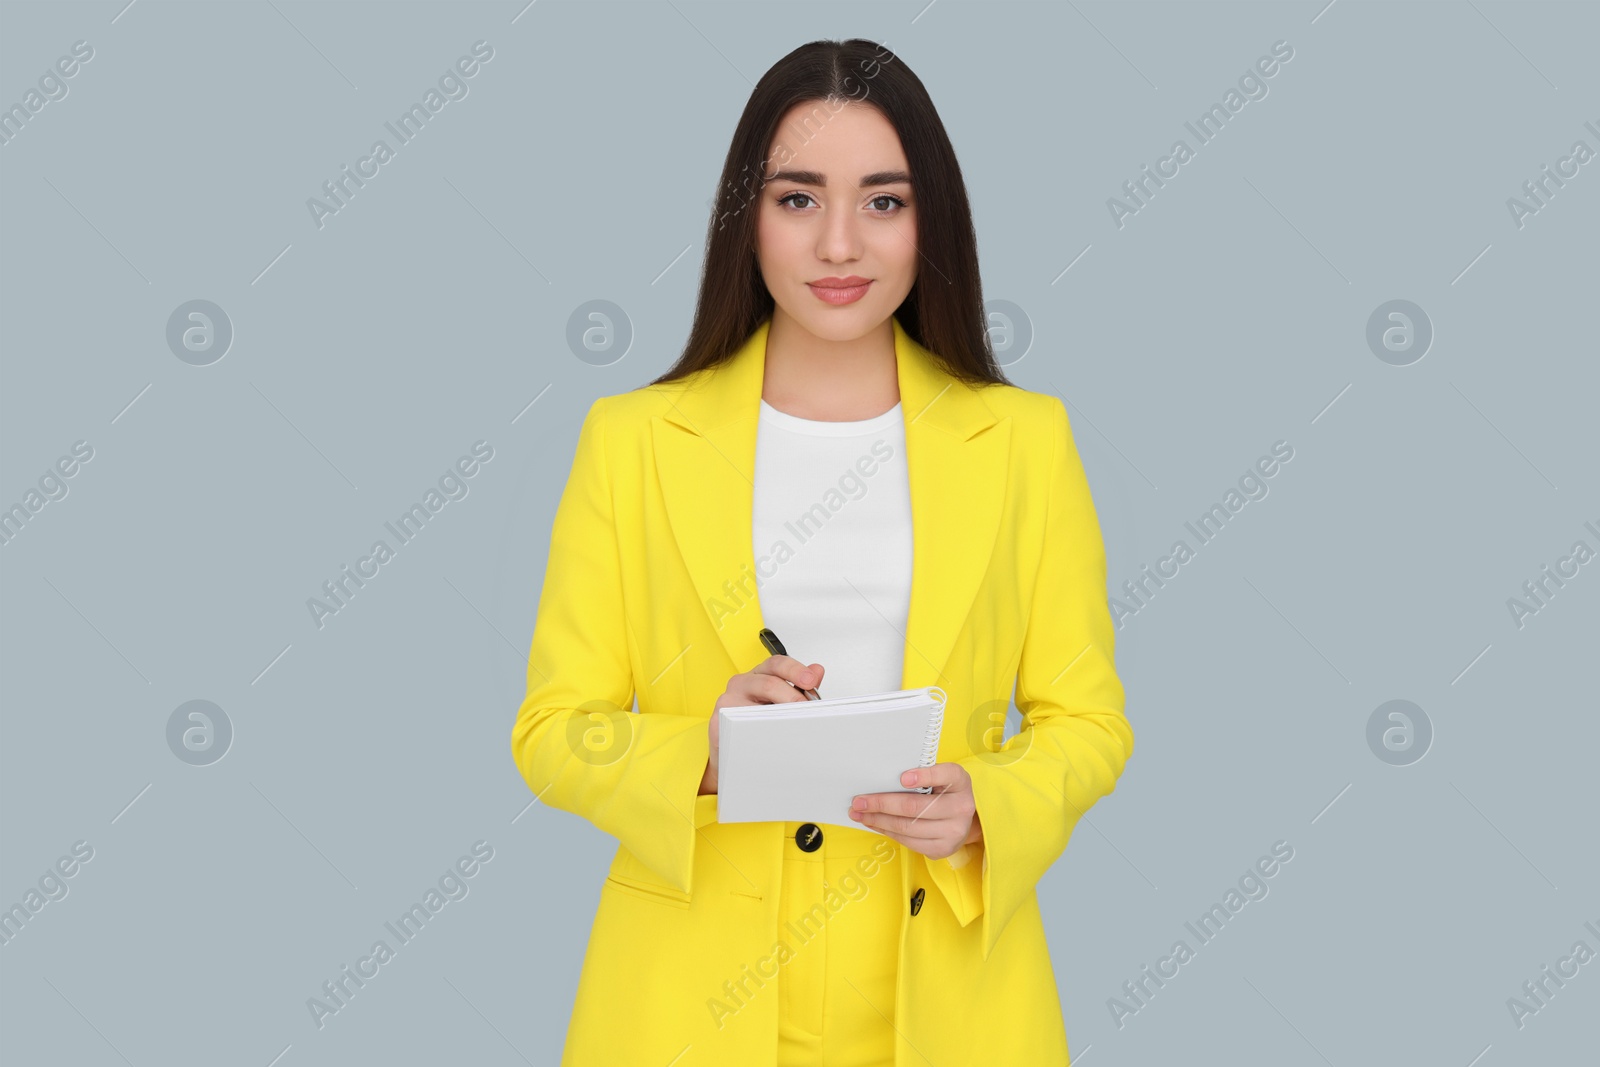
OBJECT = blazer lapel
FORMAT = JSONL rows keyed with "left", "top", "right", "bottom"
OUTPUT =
{"left": 651, "top": 315, "right": 1010, "bottom": 693}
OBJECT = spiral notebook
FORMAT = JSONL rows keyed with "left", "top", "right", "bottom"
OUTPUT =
{"left": 715, "top": 686, "right": 947, "bottom": 827}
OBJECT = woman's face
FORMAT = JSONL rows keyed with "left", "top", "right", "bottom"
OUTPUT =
{"left": 755, "top": 100, "right": 918, "bottom": 343}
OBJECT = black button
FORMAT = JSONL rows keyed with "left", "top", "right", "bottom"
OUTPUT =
{"left": 910, "top": 887, "right": 925, "bottom": 916}
{"left": 795, "top": 824, "right": 823, "bottom": 852}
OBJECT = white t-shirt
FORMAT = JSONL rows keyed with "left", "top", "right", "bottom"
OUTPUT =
{"left": 750, "top": 398, "right": 913, "bottom": 699}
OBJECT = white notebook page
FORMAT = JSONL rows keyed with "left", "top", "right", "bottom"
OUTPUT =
{"left": 715, "top": 686, "right": 946, "bottom": 827}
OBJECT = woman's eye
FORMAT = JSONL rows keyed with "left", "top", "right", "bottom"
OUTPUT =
{"left": 777, "top": 192, "right": 907, "bottom": 213}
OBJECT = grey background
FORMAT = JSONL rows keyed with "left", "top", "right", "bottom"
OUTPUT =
{"left": 2, "top": 1, "right": 1595, "bottom": 1064}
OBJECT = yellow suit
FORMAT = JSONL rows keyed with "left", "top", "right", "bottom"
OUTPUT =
{"left": 511, "top": 315, "right": 1134, "bottom": 1065}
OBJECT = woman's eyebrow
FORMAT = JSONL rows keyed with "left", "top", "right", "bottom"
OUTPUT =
{"left": 766, "top": 168, "right": 913, "bottom": 188}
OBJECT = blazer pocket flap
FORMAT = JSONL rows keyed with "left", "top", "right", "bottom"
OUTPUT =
{"left": 605, "top": 847, "right": 692, "bottom": 908}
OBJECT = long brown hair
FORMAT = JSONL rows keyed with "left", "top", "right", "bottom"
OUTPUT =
{"left": 645, "top": 38, "right": 1009, "bottom": 391}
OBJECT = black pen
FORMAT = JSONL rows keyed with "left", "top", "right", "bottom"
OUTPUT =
{"left": 757, "top": 628, "right": 821, "bottom": 700}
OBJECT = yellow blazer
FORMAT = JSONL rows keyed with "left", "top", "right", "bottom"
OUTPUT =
{"left": 511, "top": 314, "right": 1134, "bottom": 1065}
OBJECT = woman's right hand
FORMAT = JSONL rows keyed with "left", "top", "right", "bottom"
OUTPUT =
{"left": 699, "top": 656, "right": 824, "bottom": 795}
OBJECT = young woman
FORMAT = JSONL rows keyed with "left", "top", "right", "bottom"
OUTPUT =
{"left": 512, "top": 38, "right": 1134, "bottom": 1067}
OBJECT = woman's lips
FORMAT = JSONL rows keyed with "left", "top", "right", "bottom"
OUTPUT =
{"left": 807, "top": 280, "right": 873, "bottom": 305}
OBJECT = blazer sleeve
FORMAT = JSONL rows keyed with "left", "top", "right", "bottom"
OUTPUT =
{"left": 923, "top": 395, "right": 1134, "bottom": 961}
{"left": 510, "top": 396, "right": 714, "bottom": 895}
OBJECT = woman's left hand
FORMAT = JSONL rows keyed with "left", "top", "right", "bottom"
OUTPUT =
{"left": 849, "top": 763, "right": 983, "bottom": 860}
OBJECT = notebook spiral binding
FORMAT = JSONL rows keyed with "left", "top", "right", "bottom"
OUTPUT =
{"left": 914, "top": 686, "right": 948, "bottom": 793}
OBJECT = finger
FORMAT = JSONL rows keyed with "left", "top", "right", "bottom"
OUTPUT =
{"left": 727, "top": 672, "right": 814, "bottom": 706}
{"left": 865, "top": 824, "right": 916, "bottom": 852}
{"left": 901, "top": 763, "right": 969, "bottom": 792}
{"left": 900, "top": 787, "right": 971, "bottom": 830}
{"left": 854, "top": 789, "right": 970, "bottom": 826}
{"left": 752, "top": 656, "right": 823, "bottom": 691}
{"left": 851, "top": 790, "right": 930, "bottom": 818}
{"left": 855, "top": 808, "right": 952, "bottom": 841}
{"left": 846, "top": 771, "right": 967, "bottom": 816}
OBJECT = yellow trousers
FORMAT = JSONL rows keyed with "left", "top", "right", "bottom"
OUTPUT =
{"left": 775, "top": 819, "right": 903, "bottom": 1067}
